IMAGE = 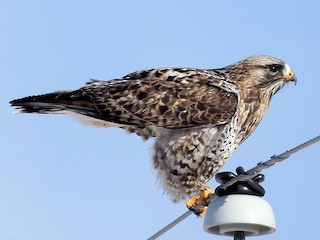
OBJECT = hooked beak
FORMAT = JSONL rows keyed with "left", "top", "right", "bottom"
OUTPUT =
{"left": 284, "top": 70, "right": 297, "bottom": 85}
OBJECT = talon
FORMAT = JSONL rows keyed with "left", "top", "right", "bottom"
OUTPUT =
{"left": 186, "top": 188, "right": 214, "bottom": 217}
{"left": 187, "top": 204, "right": 207, "bottom": 217}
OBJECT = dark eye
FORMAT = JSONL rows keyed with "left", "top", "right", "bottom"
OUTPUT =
{"left": 269, "top": 65, "right": 278, "bottom": 72}
{"left": 268, "top": 64, "right": 282, "bottom": 74}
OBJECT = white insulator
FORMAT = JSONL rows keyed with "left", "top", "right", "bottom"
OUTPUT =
{"left": 203, "top": 195, "right": 276, "bottom": 236}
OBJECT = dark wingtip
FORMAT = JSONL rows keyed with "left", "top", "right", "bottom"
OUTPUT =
{"left": 10, "top": 96, "right": 32, "bottom": 106}
{"left": 10, "top": 91, "right": 66, "bottom": 106}
{"left": 9, "top": 93, "right": 65, "bottom": 113}
{"left": 9, "top": 90, "right": 93, "bottom": 114}
{"left": 10, "top": 96, "right": 44, "bottom": 113}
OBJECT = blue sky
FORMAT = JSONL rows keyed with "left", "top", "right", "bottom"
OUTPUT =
{"left": 1, "top": 1, "right": 319, "bottom": 239}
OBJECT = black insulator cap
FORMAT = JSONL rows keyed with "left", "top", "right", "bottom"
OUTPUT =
{"left": 215, "top": 166, "right": 265, "bottom": 197}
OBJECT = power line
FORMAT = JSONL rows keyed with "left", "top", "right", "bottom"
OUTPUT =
{"left": 148, "top": 134, "right": 320, "bottom": 240}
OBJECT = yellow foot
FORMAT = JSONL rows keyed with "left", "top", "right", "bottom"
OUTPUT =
{"left": 186, "top": 188, "right": 214, "bottom": 217}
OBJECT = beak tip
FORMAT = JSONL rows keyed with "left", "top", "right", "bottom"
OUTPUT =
{"left": 290, "top": 75, "right": 297, "bottom": 86}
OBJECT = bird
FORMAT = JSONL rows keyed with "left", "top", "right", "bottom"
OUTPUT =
{"left": 10, "top": 55, "right": 297, "bottom": 216}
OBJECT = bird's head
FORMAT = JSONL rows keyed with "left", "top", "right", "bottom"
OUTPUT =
{"left": 226, "top": 55, "right": 297, "bottom": 95}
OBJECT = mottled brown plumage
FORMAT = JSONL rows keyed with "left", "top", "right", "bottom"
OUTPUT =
{"left": 10, "top": 55, "right": 297, "bottom": 202}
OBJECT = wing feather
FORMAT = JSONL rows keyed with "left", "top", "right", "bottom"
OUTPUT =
{"left": 10, "top": 68, "right": 238, "bottom": 131}
{"left": 82, "top": 68, "right": 238, "bottom": 129}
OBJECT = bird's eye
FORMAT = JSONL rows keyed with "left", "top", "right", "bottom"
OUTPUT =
{"left": 269, "top": 65, "right": 278, "bottom": 72}
{"left": 268, "top": 65, "right": 281, "bottom": 74}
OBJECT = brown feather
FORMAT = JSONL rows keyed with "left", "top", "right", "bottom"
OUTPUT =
{"left": 82, "top": 70, "right": 238, "bottom": 129}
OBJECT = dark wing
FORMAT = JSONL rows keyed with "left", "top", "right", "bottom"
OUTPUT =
{"left": 10, "top": 68, "right": 238, "bottom": 130}
{"left": 83, "top": 68, "right": 238, "bottom": 128}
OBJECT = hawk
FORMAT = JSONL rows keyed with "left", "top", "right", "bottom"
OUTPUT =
{"left": 10, "top": 55, "right": 297, "bottom": 215}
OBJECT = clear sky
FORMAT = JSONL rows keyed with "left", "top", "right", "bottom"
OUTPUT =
{"left": 1, "top": 1, "right": 319, "bottom": 240}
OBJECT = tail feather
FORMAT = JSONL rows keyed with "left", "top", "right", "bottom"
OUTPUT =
{"left": 10, "top": 91, "right": 96, "bottom": 116}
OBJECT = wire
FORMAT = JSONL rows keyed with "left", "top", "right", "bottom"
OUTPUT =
{"left": 218, "top": 134, "right": 320, "bottom": 190}
{"left": 147, "top": 134, "right": 320, "bottom": 240}
{"left": 147, "top": 211, "right": 193, "bottom": 240}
